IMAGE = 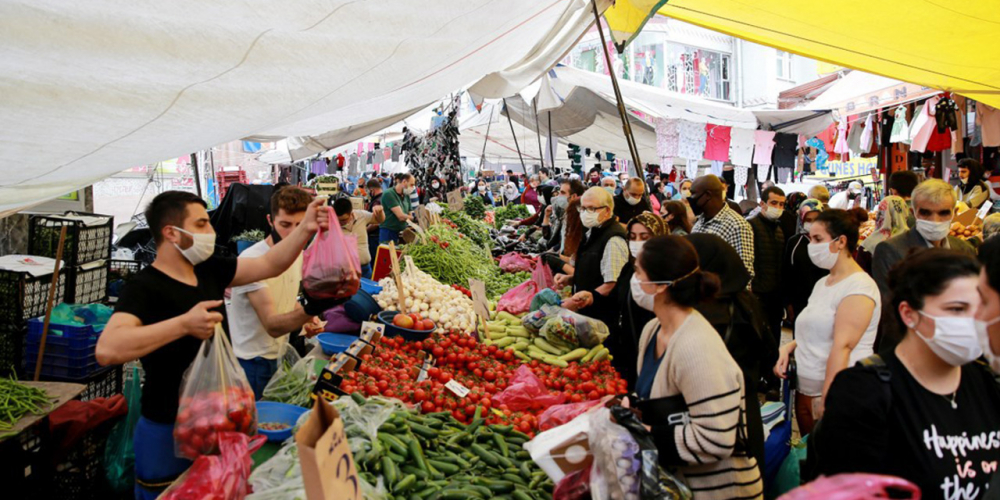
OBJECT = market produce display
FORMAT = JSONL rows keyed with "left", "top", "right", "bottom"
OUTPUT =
{"left": 340, "top": 330, "right": 627, "bottom": 433}
{"left": 396, "top": 224, "right": 531, "bottom": 300}
{"left": 174, "top": 386, "right": 257, "bottom": 458}
{"left": 493, "top": 204, "right": 531, "bottom": 230}
{"left": 438, "top": 204, "right": 493, "bottom": 250}
{"left": 486, "top": 308, "right": 611, "bottom": 368}
{"left": 950, "top": 221, "right": 983, "bottom": 240}
{"left": 0, "top": 377, "right": 54, "bottom": 437}
{"left": 375, "top": 263, "right": 478, "bottom": 333}
{"left": 349, "top": 393, "right": 554, "bottom": 499}
{"left": 462, "top": 195, "right": 489, "bottom": 220}
{"left": 859, "top": 220, "right": 875, "bottom": 241}
{"left": 392, "top": 312, "right": 436, "bottom": 331}
{"left": 261, "top": 353, "right": 319, "bottom": 408}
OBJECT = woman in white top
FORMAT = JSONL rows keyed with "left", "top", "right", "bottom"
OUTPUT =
{"left": 773, "top": 209, "right": 880, "bottom": 435}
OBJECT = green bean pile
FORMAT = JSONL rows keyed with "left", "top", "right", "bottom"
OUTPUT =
{"left": 1, "top": 375, "right": 55, "bottom": 437}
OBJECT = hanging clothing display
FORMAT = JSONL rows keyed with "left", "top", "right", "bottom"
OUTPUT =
{"left": 709, "top": 160, "right": 724, "bottom": 177}
{"left": 805, "top": 137, "right": 829, "bottom": 171}
{"left": 729, "top": 128, "right": 755, "bottom": 167}
{"left": 734, "top": 166, "right": 749, "bottom": 191}
{"left": 310, "top": 159, "right": 327, "bottom": 175}
{"left": 978, "top": 103, "right": 1000, "bottom": 147}
{"left": 703, "top": 124, "right": 731, "bottom": 162}
{"left": 925, "top": 122, "right": 952, "bottom": 152}
{"left": 752, "top": 130, "right": 776, "bottom": 166}
{"left": 951, "top": 95, "right": 967, "bottom": 155}
{"left": 859, "top": 114, "right": 875, "bottom": 153}
{"left": 879, "top": 110, "right": 895, "bottom": 147}
{"left": 909, "top": 96, "right": 941, "bottom": 153}
{"left": 846, "top": 116, "right": 864, "bottom": 155}
{"left": 684, "top": 158, "right": 699, "bottom": 179}
{"left": 677, "top": 120, "right": 707, "bottom": 160}
{"left": 391, "top": 144, "right": 401, "bottom": 162}
{"left": 934, "top": 97, "right": 958, "bottom": 133}
{"left": 655, "top": 118, "right": 680, "bottom": 167}
{"left": 834, "top": 120, "right": 850, "bottom": 155}
{"left": 890, "top": 106, "right": 910, "bottom": 144}
{"left": 771, "top": 132, "right": 799, "bottom": 169}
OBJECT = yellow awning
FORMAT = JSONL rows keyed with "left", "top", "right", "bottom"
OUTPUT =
{"left": 604, "top": 1, "right": 1000, "bottom": 108}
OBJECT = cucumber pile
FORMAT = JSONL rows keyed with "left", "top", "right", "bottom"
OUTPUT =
{"left": 481, "top": 310, "right": 610, "bottom": 367}
{"left": 349, "top": 393, "right": 554, "bottom": 500}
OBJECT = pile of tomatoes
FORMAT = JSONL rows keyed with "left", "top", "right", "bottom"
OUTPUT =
{"left": 174, "top": 386, "right": 257, "bottom": 459}
{"left": 391, "top": 312, "right": 435, "bottom": 331}
{"left": 340, "top": 332, "right": 627, "bottom": 435}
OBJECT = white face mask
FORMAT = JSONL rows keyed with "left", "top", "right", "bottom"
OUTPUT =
{"left": 802, "top": 222, "right": 814, "bottom": 234}
{"left": 625, "top": 195, "right": 640, "bottom": 206}
{"left": 975, "top": 316, "right": 1000, "bottom": 372}
{"left": 171, "top": 226, "right": 215, "bottom": 266}
{"left": 630, "top": 275, "right": 657, "bottom": 311}
{"left": 404, "top": 186, "right": 415, "bottom": 195}
{"left": 913, "top": 311, "right": 982, "bottom": 366}
{"left": 431, "top": 182, "right": 440, "bottom": 189}
{"left": 762, "top": 206, "right": 783, "bottom": 220}
{"left": 916, "top": 218, "right": 951, "bottom": 242}
{"left": 628, "top": 240, "right": 645, "bottom": 257}
{"left": 807, "top": 241, "right": 840, "bottom": 269}
{"left": 681, "top": 189, "right": 691, "bottom": 198}
{"left": 580, "top": 211, "right": 601, "bottom": 228}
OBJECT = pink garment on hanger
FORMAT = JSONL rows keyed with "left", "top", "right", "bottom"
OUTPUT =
{"left": 909, "top": 96, "right": 941, "bottom": 153}
{"left": 834, "top": 120, "right": 850, "bottom": 155}
{"left": 752, "top": 130, "right": 776, "bottom": 166}
{"left": 703, "top": 124, "right": 732, "bottom": 162}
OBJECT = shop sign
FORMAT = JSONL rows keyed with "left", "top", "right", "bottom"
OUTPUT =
{"left": 825, "top": 157, "right": 878, "bottom": 178}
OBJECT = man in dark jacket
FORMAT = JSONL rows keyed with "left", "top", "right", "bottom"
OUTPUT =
{"left": 612, "top": 177, "right": 653, "bottom": 226}
{"left": 748, "top": 186, "right": 786, "bottom": 344}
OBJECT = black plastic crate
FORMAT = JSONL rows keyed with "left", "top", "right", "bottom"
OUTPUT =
{"left": 106, "top": 259, "right": 143, "bottom": 303}
{"left": 0, "top": 266, "right": 66, "bottom": 325}
{"left": 0, "top": 417, "right": 52, "bottom": 494}
{"left": 66, "top": 260, "right": 109, "bottom": 305}
{"left": 47, "top": 419, "right": 118, "bottom": 500}
{"left": 0, "top": 322, "right": 27, "bottom": 378}
{"left": 28, "top": 212, "right": 113, "bottom": 267}
{"left": 42, "top": 364, "right": 123, "bottom": 402}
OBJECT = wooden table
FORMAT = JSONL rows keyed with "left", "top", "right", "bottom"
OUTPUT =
{"left": 0, "top": 381, "right": 85, "bottom": 443}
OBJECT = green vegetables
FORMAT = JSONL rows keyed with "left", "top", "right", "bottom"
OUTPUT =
{"left": 1, "top": 375, "right": 55, "bottom": 437}
{"left": 493, "top": 204, "right": 531, "bottom": 229}
{"left": 438, "top": 204, "right": 492, "bottom": 250}
{"left": 404, "top": 225, "right": 529, "bottom": 300}
{"left": 261, "top": 355, "right": 319, "bottom": 408}
{"left": 463, "top": 195, "right": 488, "bottom": 220}
{"left": 349, "top": 394, "right": 553, "bottom": 499}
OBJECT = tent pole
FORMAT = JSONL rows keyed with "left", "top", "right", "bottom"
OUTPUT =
{"left": 533, "top": 99, "right": 545, "bottom": 172}
{"left": 591, "top": 0, "right": 642, "bottom": 171}
{"left": 502, "top": 98, "right": 528, "bottom": 174}
{"left": 190, "top": 153, "right": 202, "bottom": 199}
{"left": 548, "top": 111, "right": 555, "bottom": 171}
{"left": 478, "top": 106, "right": 495, "bottom": 176}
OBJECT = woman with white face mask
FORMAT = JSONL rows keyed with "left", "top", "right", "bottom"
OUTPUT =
{"left": 629, "top": 235, "right": 763, "bottom": 499}
{"left": 815, "top": 249, "right": 1000, "bottom": 496}
{"left": 773, "top": 209, "right": 879, "bottom": 435}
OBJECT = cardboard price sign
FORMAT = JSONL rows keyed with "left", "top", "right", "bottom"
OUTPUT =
{"left": 447, "top": 189, "right": 464, "bottom": 211}
{"left": 296, "top": 399, "right": 361, "bottom": 500}
{"left": 468, "top": 279, "right": 490, "bottom": 322}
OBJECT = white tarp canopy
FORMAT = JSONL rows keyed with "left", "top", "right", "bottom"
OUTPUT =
{"left": 0, "top": 0, "right": 611, "bottom": 213}
{"left": 806, "top": 70, "right": 940, "bottom": 117}
{"left": 460, "top": 65, "right": 833, "bottom": 169}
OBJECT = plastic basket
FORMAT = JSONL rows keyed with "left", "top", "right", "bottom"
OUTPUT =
{"left": 41, "top": 364, "right": 124, "bottom": 402}
{"left": 28, "top": 212, "right": 113, "bottom": 267}
{"left": 107, "top": 259, "right": 143, "bottom": 303}
{"left": 0, "top": 416, "right": 52, "bottom": 493}
{"left": 26, "top": 318, "right": 101, "bottom": 353}
{"left": 48, "top": 419, "right": 118, "bottom": 500}
{"left": 66, "top": 261, "right": 109, "bottom": 305}
{"left": 0, "top": 322, "right": 27, "bottom": 378}
{"left": 0, "top": 267, "right": 67, "bottom": 324}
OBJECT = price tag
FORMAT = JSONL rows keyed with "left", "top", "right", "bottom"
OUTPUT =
{"left": 415, "top": 355, "right": 434, "bottom": 382}
{"left": 978, "top": 201, "right": 993, "bottom": 222}
{"left": 468, "top": 279, "right": 490, "bottom": 322}
{"left": 447, "top": 189, "right": 464, "bottom": 211}
{"left": 416, "top": 206, "right": 431, "bottom": 230}
{"left": 445, "top": 379, "right": 470, "bottom": 398}
{"left": 296, "top": 400, "right": 362, "bottom": 500}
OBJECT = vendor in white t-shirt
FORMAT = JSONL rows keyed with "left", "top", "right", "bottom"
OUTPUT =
{"left": 333, "top": 197, "right": 385, "bottom": 279}
{"left": 828, "top": 181, "right": 863, "bottom": 210}
{"left": 228, "top": 187, "right": 326, "bottom": 399}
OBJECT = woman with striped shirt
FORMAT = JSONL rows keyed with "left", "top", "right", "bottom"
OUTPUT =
{"left": 630, "top": 235, "right": 763, "bottom": 499}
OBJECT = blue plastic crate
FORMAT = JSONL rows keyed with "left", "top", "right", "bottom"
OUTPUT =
{"left": 360, "top": 278, "right": 382, "bottom": 295}
{"left": 27, "top": 318, "right": 100, "bottom": 353}
{"left": 24, "top": 346, "right": 97, "bottom": 369}
{"left": 24, "top": 358, "right": 100, "bottom": 379}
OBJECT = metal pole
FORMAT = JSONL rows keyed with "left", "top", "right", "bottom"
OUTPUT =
{"left": 478, "top": 106, "right": 495, "bottom": 176}
{"left": 190, "top": 153, "right": 202, "bottom": 198}
{"left": 548, "top": 111, "right": 555, "bottom": 171}
{"left": 533, "top": 99, "right": 545, "bottom": 172}
{"left": 502, "top": 98, "right": 528, "bottom": 174}
{"left": 591, "top": 0, "right": 642, "bottom": 170}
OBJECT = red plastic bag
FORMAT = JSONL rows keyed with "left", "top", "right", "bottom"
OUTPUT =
{"left": 493, "top": 365, "right": 566, "bottom": 411}
{"left": 532, "top": 259, "right": 555, "bottom": 291}
{"left": 500, "top": 252, "right": 535, "bottom": 273}
{"left": 538, "top": 396, "right": 613, "bottom": 431}
{"left": 160, "top": 432, "right": 266, "bottom": 500}
{"left": 778, "top": 473, "right": 920, "bottom": 500}
{"left": 174, "top": 325, "right": 257, "bottom": 459}
{"left": 497, "top": 280, "right": 538, "bottom": 315}
{"left": 553, "top": 466, "right": 592, "bottom": 500}
{"left": 302, "top": 207, "right": 361, "bottom": 299}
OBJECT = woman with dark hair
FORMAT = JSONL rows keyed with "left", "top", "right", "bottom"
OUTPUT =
{"left": 781, "top": 199, "right": 827, "bottom": 328}
{"left": 422, "top": 176, "right": 448, "bottom": 204}
{"left": 816, "top": 248, "right": 1000, "bottom": 496}
{"left": 661, "top": 200, "right": 693, "bottom": 235}
{"left": 470, "top": 179, "right": 496, "bottom": 206}
{"left": 774, "top": 209, "right": 880, "bottom": 435}
{"left": 955, "top": 158, "right": 990, "bottom": 209}
{"left": 629, "top": 235, "right": 763, "bottom": 499}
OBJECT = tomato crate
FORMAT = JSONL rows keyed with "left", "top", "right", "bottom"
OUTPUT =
{"left": 107, "top": 259, "right": 143, "bottom": 303}
{"left": 28, "top": 212, "right": 114, "bottom": 267}
{"left": 41, "top": 364, "right": 124, "bottom": 402}
{"left": 0, "top": 263, "right": 67, "bottom": 324}
{"left": 47, "top": 418, "right": 119, "bottom": 500}
{"left": 65, "top": 260, "right": 110, "bottom": 305}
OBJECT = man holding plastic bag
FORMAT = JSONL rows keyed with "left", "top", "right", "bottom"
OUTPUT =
{"left": 96, "top": 190, "right": 331, "bottom": 500}
{"left": 227, "top": 186, "right": 327, "bottom": 400}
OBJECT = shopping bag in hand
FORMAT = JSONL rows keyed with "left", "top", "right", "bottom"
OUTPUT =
{"left": 532, "top": 259, "right": 556, "bottom": 290}
{"left": 174, "top": 324, "right": 258, "bottom": 459}
{"left": 302, "top": 207, "right": 361, "bottom": 299}
{"left": 160, "top": 432, "right": 266, "bottom": 500}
